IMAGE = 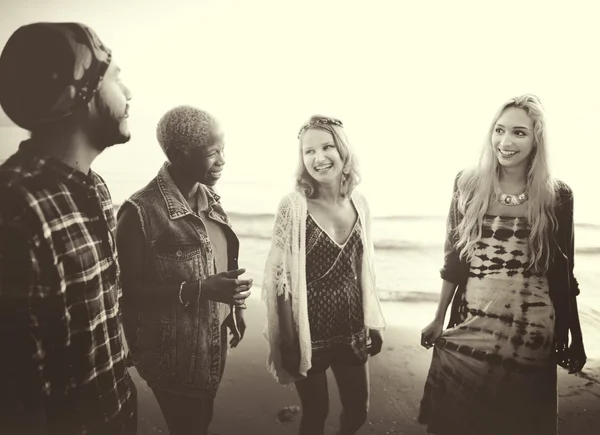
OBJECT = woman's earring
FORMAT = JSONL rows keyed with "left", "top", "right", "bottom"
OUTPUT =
{"left": 340, "top": 172, "right": 348, "bottom": 195}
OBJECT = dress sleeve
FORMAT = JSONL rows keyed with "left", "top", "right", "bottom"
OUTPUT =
{"left": 559, "top": 182, "right": 580, "bottom": 296}
{"left": 263, "top": 195, "right": 293, "bottom": 300}
{"left": 439, "top": 172, "right": 468, "bottom": 285}
{"left": 262, "top": 195, "right": 299, "bottom": 384}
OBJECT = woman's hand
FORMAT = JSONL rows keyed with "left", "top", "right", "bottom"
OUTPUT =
{"left": 421, "top": 318, "right": 444, "bottom": 349}
{"left": 568, "top": 340, "right": 587, "bottom": 374}
{"left": 367, "top": 329, "right": 383, "bottom": 356}
{"left": 202, "top": 269, "right": 253, "bottom": 305}
{"left": 224, "top": 308, "right": 246, "bottom": 348}
{"left": 233, "top": 308, "right": 246, "bottom": 347}
{"left": 563, "top": 301, "right": 587, "bottom": 374}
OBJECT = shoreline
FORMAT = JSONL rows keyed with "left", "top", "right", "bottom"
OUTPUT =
{"left": 110, "top": 206, "right": 600, "bottom": 360}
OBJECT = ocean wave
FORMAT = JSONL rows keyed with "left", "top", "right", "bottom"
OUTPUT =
{"left": 234, "top": 230, "right": 599, "bottom": 254}
{"left": 228, "top": 211, "right": 600, "bottom": 228}
{"left": 227, "top": 211, "right": 448, "bottom": 221}
{"left": 112, "top": 205, "right": 600, "bottom": 254}
{"left": 228, "top": 212, "right": 276, "bottom": 220}
{"left": 114, "top": 206, "right": 600, "bottom": 229}
{"left": 578, "top": 247, "right": 600, "bottom": 255}
{"left": 577, "top": 223, "right": 600, "bottom": 229}
{"left": 377, "top": 290, "right": 440, "bottom": 303}
{"left": 233, "top": 229, "right": 437, "bottom": 251}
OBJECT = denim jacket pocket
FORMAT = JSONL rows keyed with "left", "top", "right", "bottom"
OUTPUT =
{"left": 154, "top": 243, "right": 204, "bottom": 284}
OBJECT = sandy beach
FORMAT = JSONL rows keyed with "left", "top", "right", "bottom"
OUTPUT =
{"left": 71, "top": 204, "right": 597, "bottom": 434}
{"left": 83, "top": 205, "right": 600, "bottom": 435}
{"left": 129, "top": 235, "right": 600, "bottom": 435}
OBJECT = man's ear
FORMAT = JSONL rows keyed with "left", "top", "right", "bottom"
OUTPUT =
{"left": 85, "top": 93, "right": 102, "bottom": 121}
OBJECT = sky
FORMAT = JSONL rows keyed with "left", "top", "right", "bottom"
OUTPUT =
{"left": 1, "top": 0, "right": 599, "bottom": 221}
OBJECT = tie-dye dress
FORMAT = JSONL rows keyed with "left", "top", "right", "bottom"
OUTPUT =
{"left": 419, "top": 215, "right": 557, "bottom": 435}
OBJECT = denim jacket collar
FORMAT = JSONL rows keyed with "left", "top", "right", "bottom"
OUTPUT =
{"left": 156, "top": 162, "right": 226, "bottom": 223}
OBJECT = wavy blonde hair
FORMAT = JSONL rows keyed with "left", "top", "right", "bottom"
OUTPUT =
{"left": 295, "top": 115, "right": 360, "bottom": 198}
{"left": 455, "top": 94, "right": 558, "bottom": 274}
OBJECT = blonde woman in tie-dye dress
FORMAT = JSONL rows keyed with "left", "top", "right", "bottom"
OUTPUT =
{"left": 418, "top": 94, "right": 587, "bottom": 435}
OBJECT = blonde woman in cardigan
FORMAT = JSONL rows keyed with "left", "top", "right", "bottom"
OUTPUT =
{"left": 262, "top": 115, "right": 386, "bottom": 435}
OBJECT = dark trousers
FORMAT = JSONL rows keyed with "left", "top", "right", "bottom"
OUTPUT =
{"left": 151, "top": 388, "right": 216, "bottom": 435}
{"left": 151, "top": 325, "right": 229, "bottom": 435}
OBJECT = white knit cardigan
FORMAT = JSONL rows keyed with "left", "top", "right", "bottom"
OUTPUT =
{"left": 262, "top": 190, "right": 386, "bottom": 385}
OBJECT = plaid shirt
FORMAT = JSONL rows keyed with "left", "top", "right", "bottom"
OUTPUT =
{"left": 0, "top": 140, "right": 133, "bottom": 433}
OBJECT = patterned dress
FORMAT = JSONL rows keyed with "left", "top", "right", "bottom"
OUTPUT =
{"left": 419, "top": 215, "right": 557, "bottom": 435}
{"left": 305, "top": 214, "right": 368, "bottom": 370}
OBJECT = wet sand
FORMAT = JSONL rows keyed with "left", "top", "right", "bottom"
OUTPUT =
{"left": 131, "top": 293, "right": 600, "bottom": 435}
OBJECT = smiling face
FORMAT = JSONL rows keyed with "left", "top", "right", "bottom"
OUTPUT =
{"left": 170, "top": 122, "right": 226, "bottom": 188}
{"left": 190, "top": 123, "right": 225, "bottom": 187}
{"left": 301, "top": 128, "right": 345, "bottom": 186}
{"left": 491, "top": 106, "right": 535, "bottom": 171}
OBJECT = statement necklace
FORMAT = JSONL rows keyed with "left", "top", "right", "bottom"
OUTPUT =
{"left": 497, "top": 190, "right": 528, "bottom": 206}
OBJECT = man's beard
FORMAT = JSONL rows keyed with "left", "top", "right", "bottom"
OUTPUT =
{"left": 92, "top": 97, "right": 131, "bottom": 151}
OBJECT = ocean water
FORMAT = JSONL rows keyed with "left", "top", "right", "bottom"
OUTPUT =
{"left": 2, "top": 125, "right": 599, "bottom": 299}
{"left": 227, "top": 211, "right": 600, "bottom": 254}
{"left": 2, "top": 125, "right": 600, "bottom": 353}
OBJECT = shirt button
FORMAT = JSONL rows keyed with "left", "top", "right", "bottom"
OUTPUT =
{"left": 176, "top": 250, "right": 183, "bottom": 257}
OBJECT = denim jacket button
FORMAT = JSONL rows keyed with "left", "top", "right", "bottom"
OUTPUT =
{"left": 176, "top": 250, "right": 183, "bottom": 257}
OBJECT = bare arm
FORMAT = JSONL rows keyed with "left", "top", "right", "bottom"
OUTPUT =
{"left": 569, "top": 296, "right": 583, "bottom": 343}
{"left": 421, "top": 280, "right": 459, "bottom": 349}
{"left": 433, "top": 280, "right": 459, "bottom": 324}
{"left": 421, "top": 175, "right": 464, "bottom": 347}
{"left": 436, "top": 172, "right": 468, "bottom": 326}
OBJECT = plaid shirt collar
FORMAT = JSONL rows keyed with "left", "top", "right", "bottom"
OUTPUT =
{"left": 17, "top": 139, "right": 100, "bottom": 191}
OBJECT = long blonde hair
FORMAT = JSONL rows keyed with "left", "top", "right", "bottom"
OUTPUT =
{"left": 295, "top": 115, "right": 361, "bottom": 198}
{"left": 455, "top": 94, "right": 558, "bottom": 274}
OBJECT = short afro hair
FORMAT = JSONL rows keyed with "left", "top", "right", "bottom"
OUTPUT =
{"left": 156, "top": 105, "right": 217, "bottom": 164}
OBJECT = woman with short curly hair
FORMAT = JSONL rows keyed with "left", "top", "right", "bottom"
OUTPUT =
{"left": 116, "top": 105, "right": 252, "bottom": 435}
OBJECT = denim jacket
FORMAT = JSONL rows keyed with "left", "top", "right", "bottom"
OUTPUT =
{"left": 442, "top": 172, "right": 581, "bottom": 356}
{"left": 118, "top": 162, "right": 239, "bottom": 397}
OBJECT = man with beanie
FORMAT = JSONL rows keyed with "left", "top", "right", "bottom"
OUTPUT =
{"left": 116, "top": 105, "right": 251, "bottom": 435}
{"left": 0, "top": 23, "right": 137, "bottom": 434}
